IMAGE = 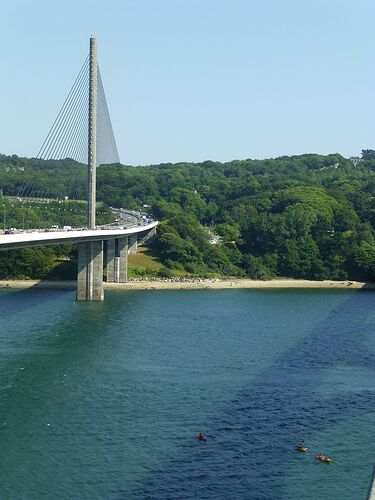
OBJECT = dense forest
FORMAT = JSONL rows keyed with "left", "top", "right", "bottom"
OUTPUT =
{"left": 1, "top": 150, "right": 375, "bottom": 281}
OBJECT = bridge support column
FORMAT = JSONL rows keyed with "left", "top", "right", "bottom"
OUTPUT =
{"left": 106, "top": 239, "right": 116, "bottom": 282}
{"left": 128, "top": 234, "right": 137, "bottom": 255}
{"left": 106, "top": 237, "right": 128, "bottom": 283}
{"left": 142, "top": 226, "right": 157, "bottom": 243}
{"left": 118, "top": 236, "right": 128, "bottom": 283}
{"left": 77, "top": 241, "right": 104, "bottom": 301}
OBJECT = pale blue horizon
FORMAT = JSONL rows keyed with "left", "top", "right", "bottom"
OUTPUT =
{"left": 1, "top": 0, "right": 374, "bottom": 165}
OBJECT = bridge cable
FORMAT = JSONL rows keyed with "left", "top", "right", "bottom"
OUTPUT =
{"left": 37, "top": 56, "right": 89, "bottom": 160}
{"left": 53, "top": 61, "right": 89, "bottom": 161}
{"left": 97, "top": 65, "right": 120, "bottom": 166}
{"left": 44, "top": 59, "right": 89, "bottom": 160}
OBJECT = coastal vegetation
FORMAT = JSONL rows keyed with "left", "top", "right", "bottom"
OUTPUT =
{"left": 1, "top": 151, "right": 375, "bottom": 281}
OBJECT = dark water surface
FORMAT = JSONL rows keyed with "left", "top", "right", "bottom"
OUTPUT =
{"left": 0, "top": 288, "right": 373, "bottom": 499}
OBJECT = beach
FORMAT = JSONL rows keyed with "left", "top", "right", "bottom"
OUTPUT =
{"left": 0, "top": 278, "right": 373, "bottom": 290}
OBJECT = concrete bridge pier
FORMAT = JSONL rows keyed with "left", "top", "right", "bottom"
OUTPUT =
{"left": 118, "top": 236, "right": 129, "bottom": 283}
{"left": 105, "top": 240, "right": 115, "bottom": 283}
{"left": 106, "top": 236, "right": 128, "bottom": 283}
{"left": 128, "top": 234, "right": 137, "bottom": 255}
{"left": 106, "top": 239, "right": 116, "bottom": 282}
{"left": 141, "top": 226, "right": 157, "bottom": 243}
{"left": 77, "top": 241, "right": 104, "bottom": 301}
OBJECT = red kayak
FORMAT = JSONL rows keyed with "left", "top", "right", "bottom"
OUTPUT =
{"left": 196, "top": 433, "right": 207, "bottom": 442}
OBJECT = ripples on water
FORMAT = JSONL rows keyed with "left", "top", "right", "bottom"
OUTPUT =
{"left": 0, "top": 288, "right": 373, "bottom": 499}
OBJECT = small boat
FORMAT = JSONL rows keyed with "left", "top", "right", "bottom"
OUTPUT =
{"left": 196, "top": 433, "right": 207, "bottom": 442}
{"left": 315, "top": 454, "right": 331, "bottom": 463}
{"left": 296, "top": 446, "right": 308, "bottom": 452}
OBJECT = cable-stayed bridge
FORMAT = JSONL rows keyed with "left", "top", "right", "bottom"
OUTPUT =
{"left": 0, "top": 38, "right": 157, "bottom": 300}
{"left": 37, "top": 50, "right": 120, "bottom": 169}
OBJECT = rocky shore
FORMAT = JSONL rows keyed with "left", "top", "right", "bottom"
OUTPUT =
{"left": 110, "top": 278, "right": 374, "bottom": 290}
{"left": 1, "top": 278, "right": 372, "bottom": 291}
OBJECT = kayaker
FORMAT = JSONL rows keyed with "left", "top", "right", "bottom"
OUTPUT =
{"left": 196, "top": 433, "right": 206, "bottom": 442}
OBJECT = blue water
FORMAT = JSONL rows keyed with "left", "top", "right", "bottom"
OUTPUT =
{"left": 0, "top": 288, "right": 373, "bottom": 499}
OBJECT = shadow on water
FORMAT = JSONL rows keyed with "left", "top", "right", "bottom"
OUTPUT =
{"left": 0, "top": 286, "right": 132, "bottom": 365}
{"left": 124, "top": 289, "right": 375, "bottom": 500}
{"left": 0, "top": 281, "right": 75, "bottom": 316}
{"left": 0, "top": 288, "right": 91, "bottom": 386}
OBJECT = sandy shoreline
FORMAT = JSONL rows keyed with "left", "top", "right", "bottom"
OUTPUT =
{"left": 0, "top": 278, "right": 374, "bottom": 291}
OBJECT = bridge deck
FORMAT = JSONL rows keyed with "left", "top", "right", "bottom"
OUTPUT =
{"left": 0, "top": 221, "right": 158, "bottom": 250}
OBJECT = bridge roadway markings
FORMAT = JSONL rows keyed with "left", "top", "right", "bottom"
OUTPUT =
{"left": 0, "top": 221, "right": 158, "bottom": 251}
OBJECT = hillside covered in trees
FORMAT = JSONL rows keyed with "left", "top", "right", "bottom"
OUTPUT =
{"left": 1, "top": 151, "right": 375, "bottom": 281}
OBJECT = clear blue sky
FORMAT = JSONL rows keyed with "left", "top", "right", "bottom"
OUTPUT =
{"left": 1, "top": 0, "right": 374, "bottom": 165}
